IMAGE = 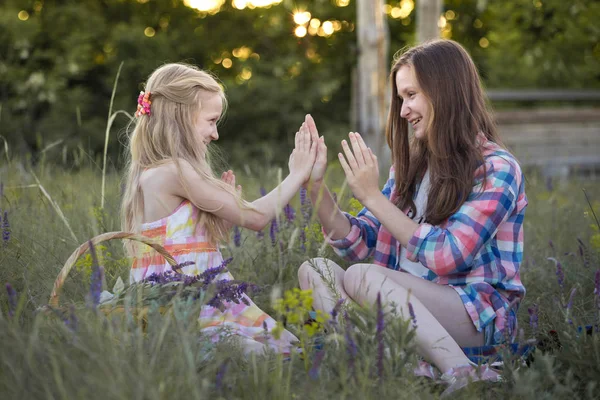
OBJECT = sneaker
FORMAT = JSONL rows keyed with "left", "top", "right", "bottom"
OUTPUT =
{"left": 439, "top": 364, "right": 502, "bottom": 397}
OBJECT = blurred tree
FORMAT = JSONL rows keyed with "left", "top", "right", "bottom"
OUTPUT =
{"left": 0, "top": 0, "right": 598, "bottom": 168}
{"left": 483, "top": 0, "right": 600, "bottom": 89}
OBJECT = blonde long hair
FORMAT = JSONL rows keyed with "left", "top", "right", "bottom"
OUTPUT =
{"left": 121, "top": 63, "right": 241, "bottom": 255}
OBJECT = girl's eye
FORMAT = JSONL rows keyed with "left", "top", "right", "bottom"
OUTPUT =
{"left": 408, "top": 92, "right": 416, "bottom": 99}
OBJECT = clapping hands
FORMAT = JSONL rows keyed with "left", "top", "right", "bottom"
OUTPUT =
{"left": 291, "top": 116, "right": 379, "bottom": 203}
{"left": 288, "top": 115, "right": 318, "bottom": 183}
{"left": 338, "top": 132, "right": 379, "bottom": 204}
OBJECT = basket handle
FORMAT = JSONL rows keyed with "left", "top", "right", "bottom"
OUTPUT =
{"left": 49, "top": 231, "right": 177, "bottom": 308}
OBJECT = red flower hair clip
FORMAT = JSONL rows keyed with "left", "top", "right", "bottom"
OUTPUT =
{"left": 135, "top": 91, "right": 152, "bottom": 117}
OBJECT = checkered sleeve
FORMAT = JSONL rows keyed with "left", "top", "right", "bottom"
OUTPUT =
{"left": 326, "top": 168, "right": 396, "bottom": 261}
{"left": 405, "top": 155, "right": 521, "bottom": 276}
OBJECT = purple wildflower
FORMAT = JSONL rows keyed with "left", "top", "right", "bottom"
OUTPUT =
{"left": 594, "top": 270, "right": 600, "bottom": 310}
{"left": 64, "top": 305, "right": 78, "bottom": 332}
{"left": 2, "top": 210, "right": 9, "bottom": 245}
{"left": 172, "top": 260, "right": 195, "bottom": 273}
{"left": 215, "top": 359, "right": 229, "bottom": 391}
{"left": 260, "top": 187, "right": 267, "bottom": 197}
{"left": 344, "top": 311, "right": 358, "bottom": 372}
{"left": 300, "top": 188, "right": 307, "bottom": 206}
{"left": 233, "top": 225, "right": 241, "bottom": 247}
{"left": 566, "top": 288, "right": 576, "bottom": 324}
{"left": 548, "top": 257, "right": 564, "bottom": 291}
{"left": 269, "top": 219, "right": 278, "bottom": 246}
{"left": 284, "top": 204, "right": 296, "bottom": 223}
{"left": 299, "top": 188, "right": 312, "bottom": 225}
{"left": 330, "top": 298, "right": 345, "bottom": 323}
{"left": 577, "top": 238, "right": 590, "bottom": 268}
{"left": 199, "top": 258, "right": 231, "bottom": 285}
{"left": 408, "top": 301, "right": 417, "bottom": 329}
{"left": 528, "top": 304, "right": 539, "bottom": 332}
{"left": 88, "top": 241, "right": 103, "bottom": 308}
{"left": 376, "top": 292, "right": 385, "bottom": 380}
{"left": 308, "top": 349, "right": 326, "bottom": 380}
{"left": 206, "top": 280, "right": 258, "bottom": 310}
{"left": 6, "top": 283, "right": 17, "bottom": 317}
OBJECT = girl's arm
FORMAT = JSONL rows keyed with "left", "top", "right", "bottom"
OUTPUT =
{"left": 172, "top": 124, "right": 317, "bottom": 231}
{"left": 219, "top": 169, "right": 241, "bottom": 231}
{"left": 308, "top": 182, "right": 351, "bottom": 240}
{"left": 302, "top": 115, "right": 351, "bottom": 239}
{"left": 339, "top": 132, "right": 523, "bottom": 276}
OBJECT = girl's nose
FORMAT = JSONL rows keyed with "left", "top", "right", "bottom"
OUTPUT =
{"left": 400, "top": 102, "right": 410, "bottom": 119}
{"left": 211, "top": 130, "right": 219, "bottom": 141}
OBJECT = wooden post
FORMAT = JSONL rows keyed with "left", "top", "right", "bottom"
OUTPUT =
{"left": 356, "top": 0, "right": 390, "bottom": 164}
{"left": 417, "top": 0, "right": 443, "bottom": 43}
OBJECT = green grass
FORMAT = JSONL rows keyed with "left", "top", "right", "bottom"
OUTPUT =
{"left": 1, "top": 158, "right": 599, "bottom": 399}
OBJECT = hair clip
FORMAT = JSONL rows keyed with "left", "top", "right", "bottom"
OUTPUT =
{"left": 135, "top": 91, "right": 152, "bottom": 117}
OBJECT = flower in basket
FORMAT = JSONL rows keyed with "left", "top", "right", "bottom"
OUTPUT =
{"left": 98, "top": 258, "right": 258, "bottom": 314}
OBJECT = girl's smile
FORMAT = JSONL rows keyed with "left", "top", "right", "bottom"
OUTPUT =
{"left": 395, "top": 65, "right": 430, "bottom": 140}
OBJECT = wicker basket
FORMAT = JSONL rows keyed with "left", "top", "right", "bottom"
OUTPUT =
{"left": 48, "top": 231, "right": 177, "bottom": 308}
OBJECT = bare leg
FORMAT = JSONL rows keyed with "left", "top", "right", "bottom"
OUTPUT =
{"left": 298, "top": 257, "right": 349, "bottom": 313}
{"left": 343, "top": 263, "right": 479, "bottom": 372}
{"left": 346, "top": 264, "right": 484, "bottom": 348}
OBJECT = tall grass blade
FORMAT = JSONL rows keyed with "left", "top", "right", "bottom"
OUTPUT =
{"left": 31, "top": 172, "right": 78, "bottom": 243}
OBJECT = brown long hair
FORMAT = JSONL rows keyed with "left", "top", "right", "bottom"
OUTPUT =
{"left": 386, "top": 39, "right": 503, "bottom": 225}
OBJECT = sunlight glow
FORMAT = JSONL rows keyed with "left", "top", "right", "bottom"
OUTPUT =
{"left": 183, "top": 0, "right": 225, "bottom": 13}
{"left": 293, "top": 11, "right": 311, "bottom": 25}
{"left": 294, "top": 25, "right": 307, "bottom": 37}
{"left": 386, "top": 0, "right": 414, "bottom": 19}
{"left": 232, "top": 0, "right": 282, "bottom": 9}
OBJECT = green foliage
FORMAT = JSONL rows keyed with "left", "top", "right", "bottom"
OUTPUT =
{"left": 3, "top": 1, "right": 598, "bottom": 165}
{"left": 1, "top": 157, "right": 600, "bottom": 399}
{"left": 484, "top": 0, "right": 600, "bottom": 89}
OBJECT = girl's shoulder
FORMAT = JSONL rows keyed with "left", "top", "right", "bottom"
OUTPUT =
{"left": 481, "top": 141, "right": 521, "bottom": 171}
{"left": 478, "top": 141, "right": 525, "bottom": 191}
{"left": 140, "top": 161, "right": 178, "bottom": 183}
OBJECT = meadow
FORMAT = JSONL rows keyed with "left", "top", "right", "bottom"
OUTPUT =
{"left": 1, "top": 151, "right": 599, "bottom": 399}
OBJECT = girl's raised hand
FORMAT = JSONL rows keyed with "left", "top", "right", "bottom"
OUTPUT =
{"left": 338, "top": 132, "right": 379, "bottom": 203}
{"left": 288, "top": 121, "right": 317, "bottom": 183}
{"left": 304, "top": 114, "right": 327, "bottom": 188}
{"left": 221, "top": 169, "right": 242, "bottom": 194}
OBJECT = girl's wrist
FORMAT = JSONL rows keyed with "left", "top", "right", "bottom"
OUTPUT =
{"left": 288, "top": 171, "right": 306, "bottom": 186}
{"left": 307, "top": 179, "right": 324, "bottom": 193}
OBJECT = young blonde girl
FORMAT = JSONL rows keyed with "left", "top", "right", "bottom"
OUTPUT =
{"left": 299, "top": 40, "right": 527, "bottom": 392}
{"left": 121, "top": 63, "right": 317, "bottom": 354}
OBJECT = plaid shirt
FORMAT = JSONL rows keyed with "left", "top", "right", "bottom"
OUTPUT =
{"left": 327, "top": 140, "right": 527, "bottom": 344}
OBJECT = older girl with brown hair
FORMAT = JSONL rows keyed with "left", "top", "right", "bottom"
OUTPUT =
{"left": 299, "top": 39, "right": 527, "bottom": 392}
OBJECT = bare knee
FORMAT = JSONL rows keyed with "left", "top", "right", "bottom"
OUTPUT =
{"left": 298, "top": 258, "right": 328, "bottom": 290}
{"left": 343, "top": 263, "right": 378, "bottom": 303}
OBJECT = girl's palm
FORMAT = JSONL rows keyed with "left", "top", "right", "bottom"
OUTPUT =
{"left": 306, "top": 115, "right": 327, "bottom": 184}
{"left": 288, "top": 123, "right": 316, "bottom": 181}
